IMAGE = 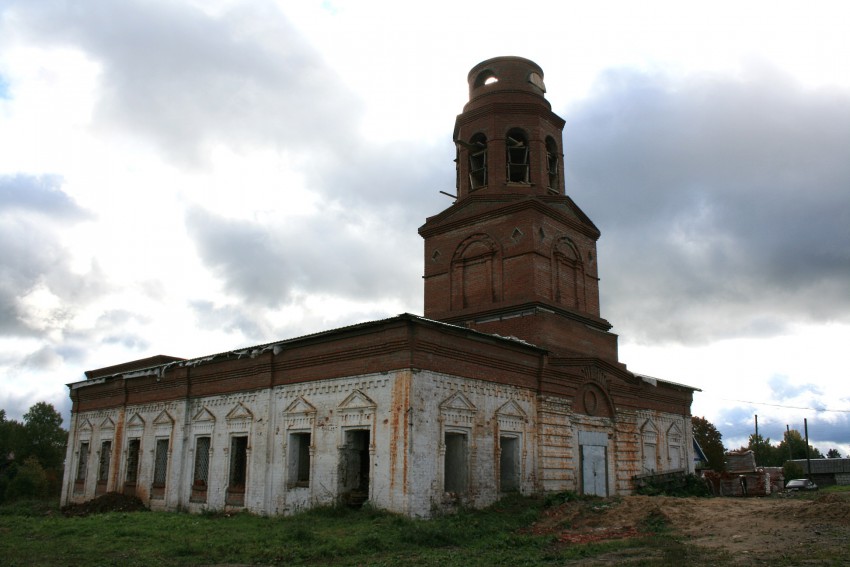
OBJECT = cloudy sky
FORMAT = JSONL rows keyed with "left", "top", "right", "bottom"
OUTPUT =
{"left": 1, "top": 0, "right": 848, "bottom": 456}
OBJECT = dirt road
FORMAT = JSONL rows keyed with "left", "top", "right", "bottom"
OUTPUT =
{"left": 534, "top": 492, "right": 850, "bottom": 564}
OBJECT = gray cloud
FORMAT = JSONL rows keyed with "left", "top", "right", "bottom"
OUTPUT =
{"left": 9, "top": 0, "right": 359, "bottom": 166}
{"left": 8, "top": 0, "right": 453, "bottom": 217}
{"left": 185, "top": 205, "right": 423, "bottom": 312}
{"left": 0, "top": 174, "right": 88, "bottom": 218}
{"left": 0, "top": 174, "right": 102, "bottom": 336}
{"left": 189, "top": 300, "right": 270, "bottom": 343}
{"left": 564, "top": 67, "right": 850, "bottom": 344}
{"left": 768, "top": 375, "right": 823, "bottom": 399}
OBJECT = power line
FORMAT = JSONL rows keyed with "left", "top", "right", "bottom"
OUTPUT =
{"left": 716, "top": 398, "right": 850, "bottom": 413}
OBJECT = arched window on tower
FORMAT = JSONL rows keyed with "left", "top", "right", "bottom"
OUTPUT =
{"left": 468, "top": 133, "right": 487, "bottom": 189}
{"left": 506, "top": 129, "right": 530, "bottom": 183}
{"left": 546, "top": 136, "right": 559, "bottom": 191}
{"left": 474, "top": 69, "right": 498, "bottom": 87}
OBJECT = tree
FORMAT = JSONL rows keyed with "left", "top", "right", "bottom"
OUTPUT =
{"left": 0, "top": 402, "right": 68, "bottom": 502}
{"left": 691, "top": 416, "right": 726, "bottom": 472}
{"left": 826, "top": 448, "right": 843, "bottom": 459}
{"left": 0, "top": 410, "right": 25, "bottom": 470}
{"left": 744, "top": 433, "right": 777, "bottom": 466}
{"left": 22, "top": 402, "right": 67, "bottom": 471}
{"left": 777, "top": 429, "right": 823, "bottom": 462}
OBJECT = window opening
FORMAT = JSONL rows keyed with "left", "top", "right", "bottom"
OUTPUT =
{"left": 468, "top": 133, "right": 487, "bottom": 189}
{"left": 641, "top": 424, "right": 658, "bottom": 474}
{"left": 227, "top": 435, "right": 248, "bottom": 506}
{"left": 125, "top": 439, "right": 140, "bottom": 484}
{"left": 667, "top": 425, "right": 683, "bottom": 470}
{"left": 96, "top": 440, "right": 111, "bottom": 495}
{"left": 340, "top": 430, "right": 370, "bottom": 508}
{"left": 546, "top": 136, "right": 559, "bottom": 190}
{"left": 74, "top": 441, "right": 89, "bottom": 493}
{"left": 506, "top": 129, "right": 530, "bottom": 183}
{"left": 499, "top": 436, "right": 520, "bottom": 492}
{"left": 444, "top": 432, "right": 468, "bottom": 494}
{"left": 124, "top": 439, "right": 140, "bottom": 496}
{"left": 191, "top": 436, "right": 211, "bottom": 502}
{"left": 473, "top": 70, "right": 498, "bottom": 88}
{"left": 288, "top": 432, "right": 311, "bottom": 488}
{"left": 151, "top": 438, "right": 169, "bottom": 499}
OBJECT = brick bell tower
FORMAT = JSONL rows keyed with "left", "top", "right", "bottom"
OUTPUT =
{"left": 419, "top": 56, "right": 620, "bottom": 361}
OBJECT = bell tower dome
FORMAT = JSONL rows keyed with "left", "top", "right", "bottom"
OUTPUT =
{"left": 455, "top": 56, "right": 566, "bottom": 200}
{"left": 420, "top": 57, "right": 620, "bottom": 361}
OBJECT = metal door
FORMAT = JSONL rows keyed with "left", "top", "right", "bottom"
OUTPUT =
{"left": 581, "top": 444, "right": 608, "bottom": 496}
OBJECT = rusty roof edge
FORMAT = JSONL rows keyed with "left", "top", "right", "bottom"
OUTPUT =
{"left": 634, "top": 373, "right": 702, "bottom": 392}
{"left": 67, "top": 313, "right": 549, "bottom": 390}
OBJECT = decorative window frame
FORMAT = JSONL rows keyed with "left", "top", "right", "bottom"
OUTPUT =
{"left": 640, "top": 420, "right": 658, "bottom": 474}
{"left": 439, "top": 391, "right": 478, "bottom": 497}
{"left": 667, "top": 422, "right": 684, "bottom": 470}
{"left": 283, "top": 397, "right": 316, "bottom": 489}
{"left": 224, "top": 403, "right": 253, "bottom": 506}
{"left": 495, "top": 400, "right": 527, "bottom": 493}
{"left": 123, "top": 413, "right": 145, "bottom": 492}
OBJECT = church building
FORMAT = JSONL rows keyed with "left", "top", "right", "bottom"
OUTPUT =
{"left": 61, "top": 57, "right": 698, "bottom": 517}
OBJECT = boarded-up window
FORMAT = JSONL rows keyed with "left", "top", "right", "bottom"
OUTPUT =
{"left": 444, "top": 432, "right": 468, "bottom": 494}
{"left": 668, "top": 424, "right": 683, "bottom": 469}
{"left": 669, "top": 445, "right": 681, "bottom": 469}
{"left": 641, "top": 423, "right": 658, "bottom": 474}
{"left": 123, "top": 439, "right": 141, "bottom": 497}
{"left": 125, "top": 439, "right": 140, "bottom": 484}
{"left": 98, "top": 440, "right": 111, "bottom": 482}
{"left": 76, "top": 442, "right": 89, "bottom": 481}
{"left": 191, "top": 436, "right": 211, "bottom": 502}
{"left": 74, "top": 442, "right": 89, "bottom": 493}
{"left": 288, "top": 432, "right": 311, "bottom": 488}
{"left": 499, "top": 436, "right": 520, "bottom": 492}
{"left": 151, "top": 438, "right": 169, "bottom": 499}
{"left": 95, "top": 440, "right": 111, "bottom": 496}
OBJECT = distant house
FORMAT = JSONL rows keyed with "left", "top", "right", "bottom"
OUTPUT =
{"left": 704, "top": 450, "right": 776, "bottom": 496}
{"left": 789, "top": 458, "right": 850, "bottom": 486}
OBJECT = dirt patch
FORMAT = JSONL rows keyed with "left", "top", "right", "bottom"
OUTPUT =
{"left": 61, "top": 492, "right": 149, "bottom": 517}
{"left": 532, "top": 492, "right": 850, "bottom": 563}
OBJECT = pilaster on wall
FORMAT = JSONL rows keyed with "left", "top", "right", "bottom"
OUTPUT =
{"left": 537, "top": 396, "right": 576, "bottom": 492}
{"left": 613, "top": 416, "right": 642, "bottom": 494}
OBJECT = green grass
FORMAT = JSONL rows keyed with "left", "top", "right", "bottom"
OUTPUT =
{"left": 0, "top": 495, "right": 729, "bottom": 566}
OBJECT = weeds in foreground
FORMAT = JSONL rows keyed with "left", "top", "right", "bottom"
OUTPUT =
{"left": 0, "top": 493, "right": 776, "bottom": 567}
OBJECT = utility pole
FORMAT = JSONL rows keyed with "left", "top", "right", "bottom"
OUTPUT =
{"left": 754, "top": 414, "right": 759, "bottom": 466}
{"left": 804, "top": 418, "right": 812, "bottom": 479}
{"left": 786, "top": 424, "right": 792, "bottom": 462}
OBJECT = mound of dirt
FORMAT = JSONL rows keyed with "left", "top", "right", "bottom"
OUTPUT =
{"left": 531, "top": 492, "right": 850, "bottom": 559}
{"left": 61, "top": 492, "right": 149, "bottom": 517}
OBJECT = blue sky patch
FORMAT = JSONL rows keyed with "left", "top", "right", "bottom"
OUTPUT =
{"left": 0, "top": 74, "right": 9, "bottom": 99}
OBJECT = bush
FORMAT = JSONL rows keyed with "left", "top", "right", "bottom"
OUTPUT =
{"left": 782, "top": 461, "right": 805, "bottom": 483}
{"left": 4, "top": 457, "right": 48, "bottom": 501}
{"left": 636, "top": 473, "right": 712, "bottom": 497}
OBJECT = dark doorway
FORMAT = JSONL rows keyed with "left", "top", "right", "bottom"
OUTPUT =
{"left": 499, "top": 436, "right": 520, "bottom": 492}
{"left": 444, "top": 432, "right": 468, "bottom": 494}
{"left": 340, "top": 430, "right": 370, "bottom": 507}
